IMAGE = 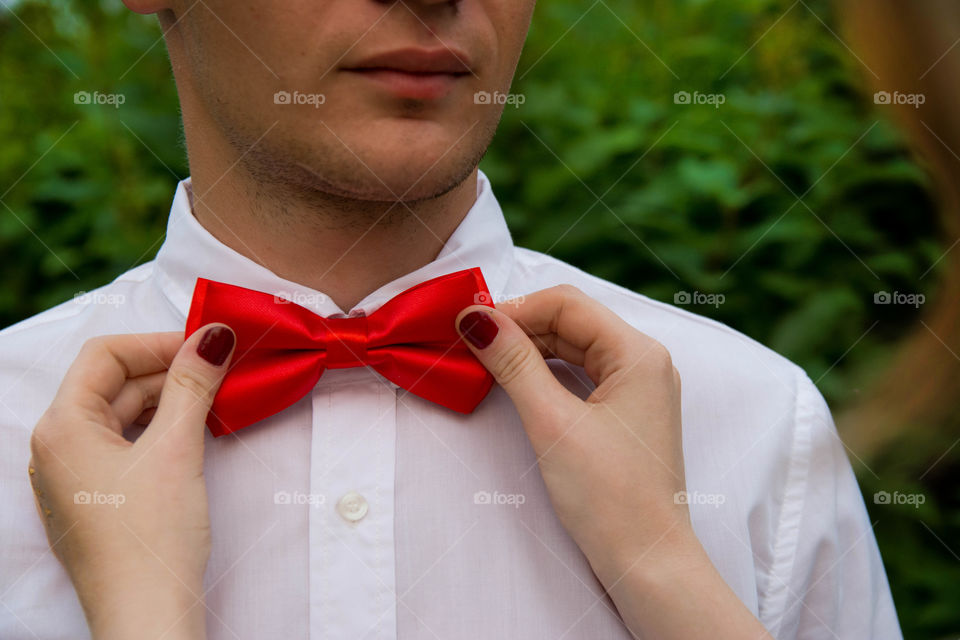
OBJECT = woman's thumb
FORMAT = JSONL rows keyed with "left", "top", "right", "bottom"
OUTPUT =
{"left": 140, "top": 323, "right": 235, "bottom": 448}
{"left": 456, "top": 306, "right": 575, "bottom": 429}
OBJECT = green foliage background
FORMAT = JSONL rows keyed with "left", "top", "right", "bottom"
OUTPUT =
{"left": 1, "top": 0, "right": 957, "bottom": 636}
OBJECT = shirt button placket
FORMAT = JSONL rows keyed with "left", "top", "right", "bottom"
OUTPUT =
{"left": 308, "top": 380, "right": 398, "bottom": 640}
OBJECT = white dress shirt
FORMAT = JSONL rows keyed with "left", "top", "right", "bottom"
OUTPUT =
{"left": 0, "top": 171, "right": 900, "bottom": 639}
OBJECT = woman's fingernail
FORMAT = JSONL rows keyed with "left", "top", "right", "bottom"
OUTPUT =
{"left": 459, "top": 311, "right": 499, "bottom": 349}
{"left": 197, "top": 326, "right": 235, "bottom": 366}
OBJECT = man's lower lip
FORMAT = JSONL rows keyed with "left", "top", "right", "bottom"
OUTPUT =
{"left": 345, "top": 69, "right": 464, "bottom": 100}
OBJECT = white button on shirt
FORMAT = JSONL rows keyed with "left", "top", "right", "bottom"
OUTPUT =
{"left": 338, "top": 492, "right": 369, "bottom": 523}
{"left": 0, "top": 171, "right": 901, "bottom": 639}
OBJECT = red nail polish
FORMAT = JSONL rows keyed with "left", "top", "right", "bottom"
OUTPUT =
{"left": 459, "top": 311, "right": 499, "bottom": 349}
{"left": 197, "top": 326, "right": 235, "bottom": 366}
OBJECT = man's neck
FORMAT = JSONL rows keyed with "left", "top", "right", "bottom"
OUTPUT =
{"left": 184, "top": 142, "right": 479, "bottom": 313}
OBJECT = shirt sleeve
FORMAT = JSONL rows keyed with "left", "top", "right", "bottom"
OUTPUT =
{"left": 762, "top": 371, "right": 902, "bottom": 639}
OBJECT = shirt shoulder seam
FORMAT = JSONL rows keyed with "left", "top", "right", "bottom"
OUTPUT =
{"left": 759, "top": 368, "right": 815, "bottom": 634}
{"left": 0, "top": 262, "right": 155, "bottom": 338}
{"left": 513, "top": 247, "right": 788, "bottom": 346}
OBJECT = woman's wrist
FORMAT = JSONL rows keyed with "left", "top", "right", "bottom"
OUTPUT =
{"left": 586, "top": 518, "right": 703, "bottom": 592}
{"left": 80, "top": 571, "right": 206, "bottom": 640}
{"left": 589, "top": 526, "right": 773, "bottom": 639}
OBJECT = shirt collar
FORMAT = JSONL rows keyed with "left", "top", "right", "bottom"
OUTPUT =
{"left": 153, "top": 170, "right": 515, "bottom": 320}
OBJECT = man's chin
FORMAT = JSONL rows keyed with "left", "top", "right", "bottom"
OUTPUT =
{"left": 281, "top": 136, "right": 482, "bottom": 203}
{"left": 234, "top": 115, "right": 492, "bottom": 204}
{"left": 345, "top": 174, "right": 471, "bottom": 204}
{"left": 277, "top": 156, "right": 474, "bottom": 205}
{"left": 330, "top": 118, "right": 484, "bottom": 194}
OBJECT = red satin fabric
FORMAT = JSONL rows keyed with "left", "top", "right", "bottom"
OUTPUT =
{"left": 185, "top": 268, "right": 495, "bottom": 437}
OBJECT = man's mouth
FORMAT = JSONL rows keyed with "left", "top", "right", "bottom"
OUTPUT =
{"left": 342, "top": 47, "right": 474, "bottom": 101}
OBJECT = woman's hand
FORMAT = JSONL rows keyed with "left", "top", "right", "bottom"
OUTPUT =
{"left": 456, "top": 286, "right": 771, "bottom": 639}
{"left": 28, "top": 325, "right": 235, "bottom": 640}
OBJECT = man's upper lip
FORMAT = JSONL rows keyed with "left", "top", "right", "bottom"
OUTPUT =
{"left": 344, "top": 48, "right": 473, "bottom": 75}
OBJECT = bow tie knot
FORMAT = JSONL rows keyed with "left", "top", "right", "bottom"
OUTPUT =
{"left": 322, "top": 315, "right": 369, "bottom": 368}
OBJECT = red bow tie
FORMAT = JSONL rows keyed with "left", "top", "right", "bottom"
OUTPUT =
{"left": 185, "top": 268, "right": 495, "bottom": 437}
